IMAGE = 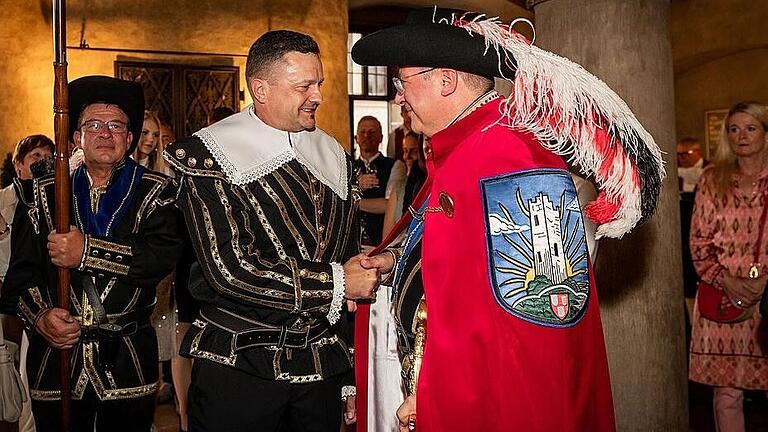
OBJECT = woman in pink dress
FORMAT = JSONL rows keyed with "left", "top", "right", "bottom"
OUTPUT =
{"left": 689, "top": 101, "right": 768, "bottom": 432}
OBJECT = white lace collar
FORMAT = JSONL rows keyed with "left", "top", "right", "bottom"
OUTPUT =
{"left": 194, "top": 105, "right": 348, "bottom": 200}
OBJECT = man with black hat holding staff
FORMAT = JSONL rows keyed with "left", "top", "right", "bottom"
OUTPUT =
{"left": 1, "top": 75, "right": 182, "bottom": 432}
{"left": 352, "top": 7, "right": 666, "bottom": 432}
{"left": 164, "top": 30, "right": 378, "bottom": 431}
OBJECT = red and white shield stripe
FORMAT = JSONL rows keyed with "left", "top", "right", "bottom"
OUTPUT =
{"left": 550, "top": 293, "right": 570, "bottom": 321}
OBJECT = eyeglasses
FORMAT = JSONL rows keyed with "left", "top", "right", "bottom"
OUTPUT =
{"left": 80, "top": 119, "right": 129, "bottom": 134}
{"left": 392, "top": 68, "right": 436, "bottom": 95}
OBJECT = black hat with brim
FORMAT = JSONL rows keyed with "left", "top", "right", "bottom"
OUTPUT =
{"left": 351, "top": 7, "right": 517, "bottom": 79}
{"left": 68, "top": 75, "right": 144, "bottom": 155}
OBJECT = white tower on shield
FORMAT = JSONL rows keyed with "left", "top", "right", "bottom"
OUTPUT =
{"left": 529, "top": 193, "right": 567, "bottom": 283}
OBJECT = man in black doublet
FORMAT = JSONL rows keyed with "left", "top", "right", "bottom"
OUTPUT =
{"left": 1, "top": 76, "right": 182, "bottom": 432}
{"left": 165, "top": 30, "right": 380, "bottom": 431}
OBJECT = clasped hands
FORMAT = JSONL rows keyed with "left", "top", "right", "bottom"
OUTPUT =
{"left": 721, "top": 272, "right": 767, "bottom": 309}
{"left": 342, "top": 252, "right": 395, "bottom": 303}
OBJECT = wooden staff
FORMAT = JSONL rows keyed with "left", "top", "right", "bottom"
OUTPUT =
{"left": 52, "top": 0, "right": 71, "bottom": 430}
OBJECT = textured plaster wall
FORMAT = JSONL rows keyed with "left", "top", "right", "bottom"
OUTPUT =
{"left": 671, "top": 0, "right": 768, "bottom": 147}
{"left": 0, "top": 0, "right": 350, "bottom": 157}
{"left": 675, "top": 49, "right": 768, "bottom": 150}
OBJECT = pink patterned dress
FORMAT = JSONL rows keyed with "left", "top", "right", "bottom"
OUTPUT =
{"left": 689, "top": 166, "right": 768, "bottom": 389}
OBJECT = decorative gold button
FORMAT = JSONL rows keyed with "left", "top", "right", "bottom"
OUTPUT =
{"left": 318, "top": 225, "right": 325, "bottom": 233}
{"left": 299, "top": 269, "right": 308, "bottom": 277}
{"left": 175, "top": 149, "right": 186, "bottom": 159}
{"left": 319, "top": 273, "right": 329, "bottom": 282}
{"left": 115, "top": 255, "right": 122, "bottom": 262}
{"left": 319, "top": 241, "right": 326, "bottom": 249}
{"left": 187, "top": 157, "right": 197, "bottom": 167}
{"left": 439, "top": 192, "right": 455, "bottom": 218}
{"left": 92, "top": 250, "right": 99, "bottom": 256}
{"left": 104, "top": 253, "right": 111, "bottom": 260}
{"left": 204, "top": 158, "right": 214, "bottom": 169}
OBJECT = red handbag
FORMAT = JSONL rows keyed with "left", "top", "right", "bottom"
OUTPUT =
{"left": 697, "top": 280, "right": 753, "bottom": 323}
{"left": 698, "top": 192, "right": 768, "bottom": 323}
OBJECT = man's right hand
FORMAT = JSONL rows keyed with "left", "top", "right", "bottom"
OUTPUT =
{"left": 397, "top": 394, "right": 417, "bottom": 432}
{"left": 361, "top": 252, "right": 395, "bottom": 275}
{"left": 35, "top": 308, "right": 81, "bottom": 349}
{"left": 343, "top": 254, "right": 380, "bottom": 300}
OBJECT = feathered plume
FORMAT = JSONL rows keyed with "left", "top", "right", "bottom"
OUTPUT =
{"left": 447, "top": 11, "right": 665, "bottom": 239}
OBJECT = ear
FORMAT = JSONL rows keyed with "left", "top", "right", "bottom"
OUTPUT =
{"left": 126, "top": 132, "right": 133, "bottom": 147}
{"left": 13, "top": 160, "right": 22, "bottom": 176}
{"left": 250, "top": 77, "right": 270, "bottom": 105}
{"left": 74, "top": 131, "right": 83, "bottom": 148}
{"left": 439, "top": 69, "right": 459, "bottom": 97}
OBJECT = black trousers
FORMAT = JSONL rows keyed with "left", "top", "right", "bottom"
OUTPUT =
{"left": 31, "top": 384, "right": 155, "bottom": 432}
{"left": 189, "top": 359, "right": 343, "bottom": 432}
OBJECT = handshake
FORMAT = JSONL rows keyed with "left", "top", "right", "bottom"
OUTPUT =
{"left": 342, "top": 252, "right": 396, "bottom": 300}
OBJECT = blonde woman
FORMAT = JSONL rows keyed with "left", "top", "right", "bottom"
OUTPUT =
{"left": 133, "top": 110, "right": 167, "bottom": 174}
{"left": 689, "top": 101, "right": 768, "bottom": 432}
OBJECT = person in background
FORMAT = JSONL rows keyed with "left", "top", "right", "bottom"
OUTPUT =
{"left": 160, "top": 122, "right": 175, "bottom": 149}
{"left": 132, "top": 110, "right": 177, "bottom": 409}
{"left": 354, "top": 116, "right": 397, "bottom": 246}
{"left": 208, "top": 106, "right": 235, "bottom": 124}
{"left": 382, "top": 132, "right": 426, "bottom": 239}
{"left": 388, "top": 105, "right": 413, "bottom": 161}
{"left": 678, "top": 136, "right": 708, "bottom": 321}
{"left": 678, "top": 136, "right": 706, "bottom": 193}
{"left": 689, "top": 101, "right": 768, "bottom": 432}
{"left": 0, "top": 134, "right": 55, "bottom": 432}
{"left": 133, "top": 110, "right": 168, "bottom": 174}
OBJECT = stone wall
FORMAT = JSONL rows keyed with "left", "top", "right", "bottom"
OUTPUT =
{"left": 0, "top": 0, "right": 350, "bottom": 156}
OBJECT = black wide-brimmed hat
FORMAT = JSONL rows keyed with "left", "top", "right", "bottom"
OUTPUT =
{"left": 351, "top": 7, "right": 517, "bottom": 78}
{"left": 68, "top": 75, "right": 144, "bottom": 154}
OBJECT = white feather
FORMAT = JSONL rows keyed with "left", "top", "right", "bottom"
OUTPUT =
{"left": 452, "top": 14, "right": 665, "bottom": 238}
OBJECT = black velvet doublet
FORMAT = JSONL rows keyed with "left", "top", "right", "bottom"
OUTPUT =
{"left": 3, "top": 163, "right": 182, "bottom": 402}
{"left": 166, "top": 136, "right": 360, "bottom": 383}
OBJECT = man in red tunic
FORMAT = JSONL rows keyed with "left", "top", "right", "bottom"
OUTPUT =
{"left": 351, "top": 7, "right": 665, "bottom": 432}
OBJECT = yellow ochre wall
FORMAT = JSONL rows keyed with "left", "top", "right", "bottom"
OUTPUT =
{"left": 0, "top": 0, "right": 350, "bottom": 157}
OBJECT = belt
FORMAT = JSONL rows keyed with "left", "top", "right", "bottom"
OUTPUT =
{"left": 78, "top": 304, "right": 154, "bottom": 342}
{"left": 80, "top": 317, "right": 151, "bottom": 343}
{"left": 200, "top": 305, "right": 330, "bottom": 351}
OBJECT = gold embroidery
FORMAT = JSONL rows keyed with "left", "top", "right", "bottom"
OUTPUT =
{"left": 132, "top": 181, "right": 162, "bottom": 233}
{"left": 84, "top": 256, "right": 130, "bottom": 275}
{"left": 74, "top": 369, "right": 89, "bottom": 399}
{"left": 34, "top": 347, "right": 52, "bottom": 388}
{"left": 204, "top": 158, "right": 214, "bottom": 169}
{"left": 124, "top": 336, "right": 145, "bottom": 384}
{"left": 17, "top": 298, "right": 36, "bottom": 324}
{"left": 258, "top": 178, "right": 310, "bottom": 260}
{"left": 243, "top": 188, "right": 288, "bottom": 260}
{"left": 188, "top": 323, "right": 237, "bottom": 366}
{"left": 187, "top": 157, "right": 197, "bottom": 168}
{"left": 89, "top": 238, "right": 133, "bottom": 256}
{"left": 175, "top": 148, "right": 186, "bottom": 159}
{"left": 29, "top": 287, "right": 47, "bottom": 310}
{"left": 29, "top": 389, "right": 62, "bottom": 401}
{"left": 186, "top": 180, "right": 295, "bottom": 306}
{"left": 102, "top": 382, "right": 158, "bottom": 400}
{"left": 289, "top": 374, "right": 322, "bottom": 384}
{"left": 105, "top": 371, "right": 118, "bottom": 389}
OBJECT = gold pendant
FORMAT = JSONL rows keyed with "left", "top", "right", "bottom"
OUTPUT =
{"left": 749, "top": 263, "right": 760, "bottom": 279}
